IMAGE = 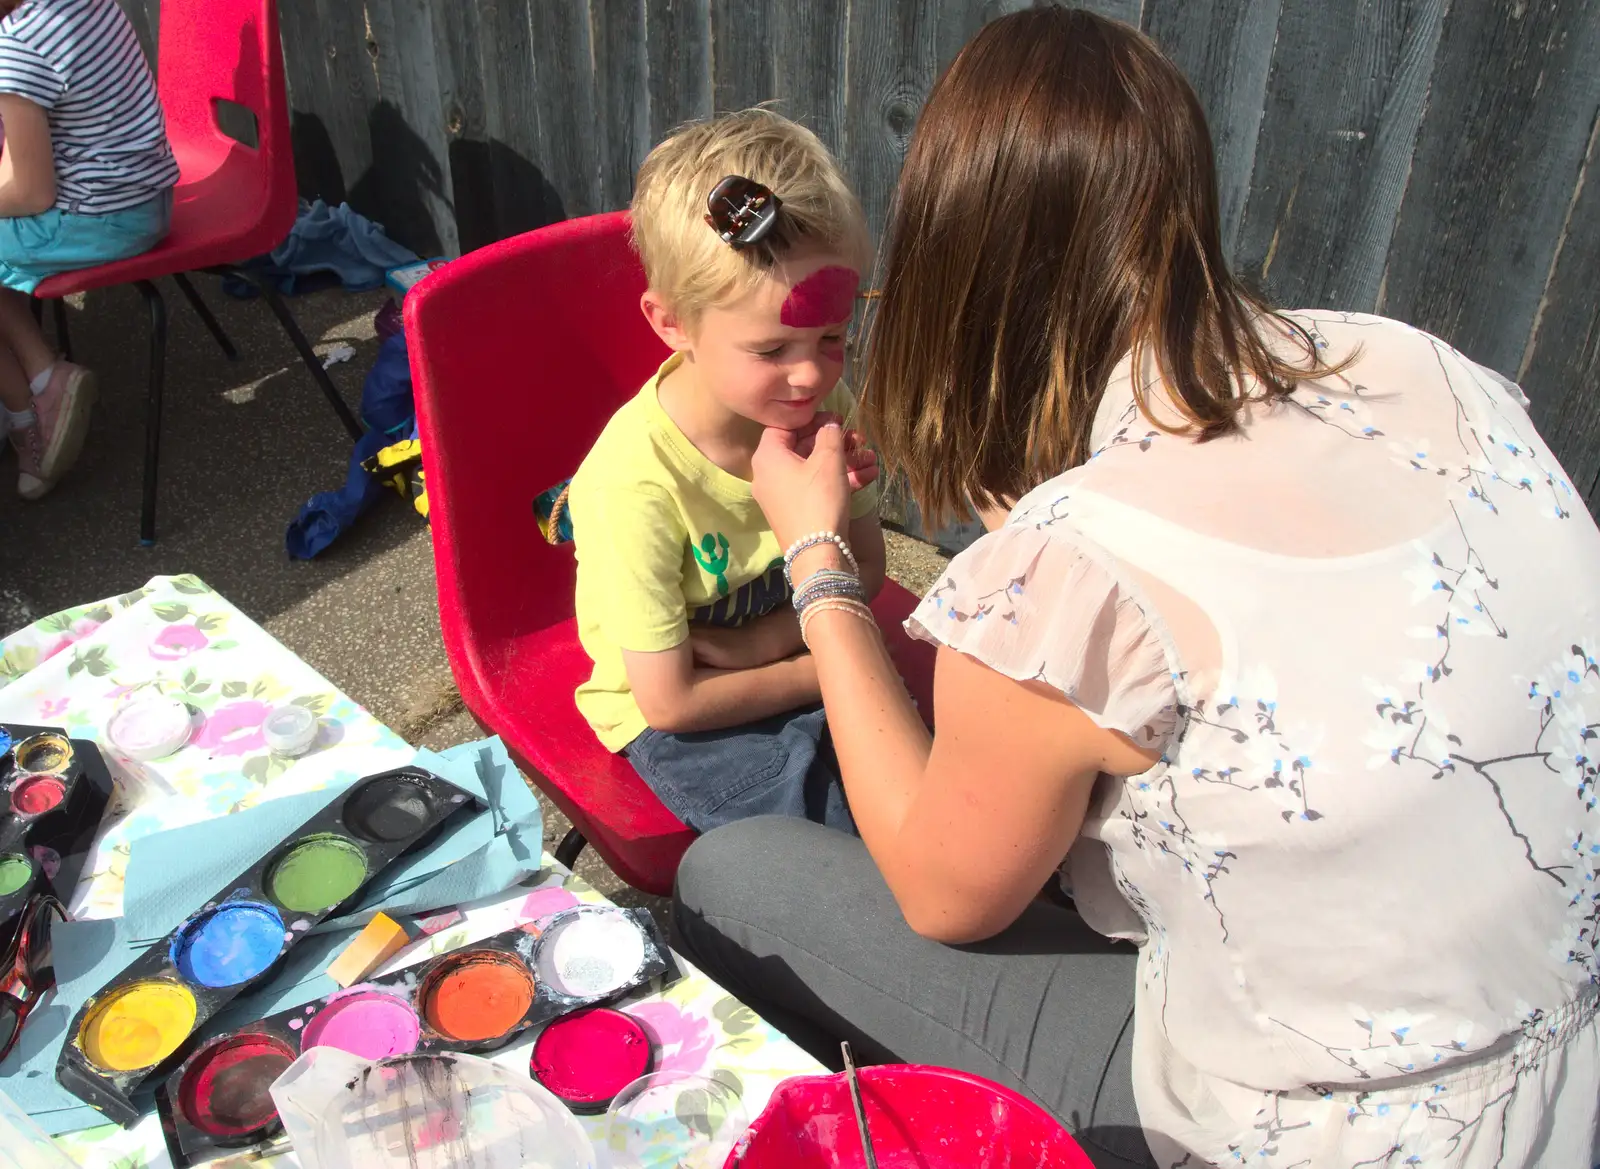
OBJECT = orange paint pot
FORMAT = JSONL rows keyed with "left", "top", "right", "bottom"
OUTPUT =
{"left": 419, "top": 950, "right": 535, "bottom": 1044}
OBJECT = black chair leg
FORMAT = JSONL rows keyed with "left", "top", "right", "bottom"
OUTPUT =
{"left": 228, "top": 268, "right": 362, "bottom": 440}
{"left": 51, "top": 299, "right": 70, "bottom": 362}
{"left": 134, "top": 280, "right": 167, "bottom": 546}
{"left": 173, "top": 273, "right": 238, "bottom": 361}
{"left": 554, "top": 826, "right": 587, "bottom": 870}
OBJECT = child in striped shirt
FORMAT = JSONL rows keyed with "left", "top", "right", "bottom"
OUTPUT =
{"left": 0, "top": 0, "right": 176, "bottom": 498}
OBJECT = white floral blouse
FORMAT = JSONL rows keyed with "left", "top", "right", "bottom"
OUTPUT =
{"left": 907, "top": 312, "right": 1600, "bottom": 1168}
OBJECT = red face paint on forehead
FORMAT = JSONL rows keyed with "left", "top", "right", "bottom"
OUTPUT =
{"left": 781, "top": 266, "right": 859, "bottom": 328}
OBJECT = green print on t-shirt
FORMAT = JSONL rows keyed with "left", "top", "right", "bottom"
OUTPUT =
{"left": 692, "top": 532, "right": 732, "bottom": 596}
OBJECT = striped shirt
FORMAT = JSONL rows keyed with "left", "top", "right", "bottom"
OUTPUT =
{"left": 0, "top": 0, "right": 177, "bottom": 214}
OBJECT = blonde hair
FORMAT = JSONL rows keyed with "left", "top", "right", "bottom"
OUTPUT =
{"left": 631, "top": 108, "right": 871, "bottom": 323}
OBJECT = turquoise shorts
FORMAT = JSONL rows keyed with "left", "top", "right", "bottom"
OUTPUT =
{"left": 0, "top": 189, "right": 172, "bottom": 293}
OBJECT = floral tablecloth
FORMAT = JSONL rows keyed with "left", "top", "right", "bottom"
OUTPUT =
{"left": 0, "top": 575, "right": 416, "bottom": 922}
{"left": 0, "top": 577, "right": 825, "bottom": 1166}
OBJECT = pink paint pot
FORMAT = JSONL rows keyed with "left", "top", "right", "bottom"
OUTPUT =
{"left": 10, "top": 773, "right": 65, "bottom": 817}
{"left": 530, "top": 1008, "right": 652, "bottom": 1114}
{"left": 299, "top": 988, "right": 422, "bottom": 1061}
{"left": 727, "top": 1064, "right": 1094, "bottom": 1169}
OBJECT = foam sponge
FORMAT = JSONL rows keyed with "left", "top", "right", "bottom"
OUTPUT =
{"left": 327, "top": 913, "right": 413, "bottom": 987}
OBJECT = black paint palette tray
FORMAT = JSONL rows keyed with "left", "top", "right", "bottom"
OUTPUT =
{"left": 0, "top": 722, "right": 114, "bottom": 939}
{"left": 154, "top": 905, "right": 675, "bottom": 1166}
{"left": 56, "top": 766, "right": 477, "bottom": 1126}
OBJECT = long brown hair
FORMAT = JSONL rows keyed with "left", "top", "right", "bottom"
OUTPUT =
{"left": 861, "top": 7, "right": 1346, "bottom": 525}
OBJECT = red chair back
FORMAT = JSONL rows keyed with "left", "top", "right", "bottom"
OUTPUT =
{"left": 157, "top": 0, "right": 297, "bottom": 258}
{"left": 407, "top": 213, "right": 695, "bottom": 893}
{"left": 410, "top": 212, "right": 661, "bottom": 652}
{"left": 34, "top": 0, "right": 298, "bottom": 297}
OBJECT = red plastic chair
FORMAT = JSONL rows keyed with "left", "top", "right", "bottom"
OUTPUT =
{"left": 406, "top": 211, "right": 935, "bottom": 896}
{"left": 32, "top": 0, "right": 362, "bottom": 544}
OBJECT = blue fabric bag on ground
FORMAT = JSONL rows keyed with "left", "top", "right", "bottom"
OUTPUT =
{"left": 286, "top": 333, "right": 416, "bottom": 558}
{"left": 224, "top": 199, "right": 419, "bottom": 297}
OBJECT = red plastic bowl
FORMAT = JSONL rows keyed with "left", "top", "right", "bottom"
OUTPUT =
{"left": 726, "top": 1064, "right": 1095, "bottom": 1168}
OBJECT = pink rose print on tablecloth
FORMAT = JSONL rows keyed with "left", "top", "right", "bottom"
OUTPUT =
{"left": 37, "top": 697, "right": 68, "bottom": 719}
{"left": 627, "top": 1000, "right": 717, "bottom": 1073}
{"left": 40, "top": 637, "right": 72, "bottom": 663}
{"left": 518, "top": 887, "right": 580, "bottom": 924}
{"left": 149, "top": 623, "right": 209, "bottom": 660}
{"left": 192, "top": 700, "right": 272, "bottom": 756}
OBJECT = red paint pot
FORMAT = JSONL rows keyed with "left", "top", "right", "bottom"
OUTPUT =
{"left": 176, "top": 1031, "right": 296, "bottom": 1142}
{"left": 530, "top": 1008, "right": 652, "bottom": 1114}
{"left": 11, "top": 774, "right": 65, "bottom": 817}
{"left": 727, "top": 1064, "right": 1094, "bottom": 1168}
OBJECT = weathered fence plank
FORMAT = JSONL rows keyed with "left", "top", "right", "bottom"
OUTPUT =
{"left": 1522, "top": 111, "right": 1600, "bottom": 509}
{"left": 592, "top": 0, "right": 651, "bottom": 212}
{"left": 645, "top": 0, "right": 713, "bottom": 142}
{"left": 1379, "top": 0, "right": 1600, "bottom": 379}
{"left": 1235, "top": 0, "right": 1445, "bottom": 312}
{"left": 771, "top": 0, "right": 848, "bottom": 155}
{"left": 529, "top": 0, "right": 603, "bottom": 220}
{"left": 844, "top": 0, "right": 939, "bottom": 245}
{"left": 1142, "top": 0, "right": 1284, "bottom": 256}
{"left": 711, "top": 0, "right": 773, "bottom": 114}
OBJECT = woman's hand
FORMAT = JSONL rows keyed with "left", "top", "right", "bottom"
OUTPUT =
{"left": 752, "top": 413, "right": 869, "bottom": 549}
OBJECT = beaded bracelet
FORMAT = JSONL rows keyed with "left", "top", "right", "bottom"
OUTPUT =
{"left": 799, "top": 596, "right": 875, "bottom": 649}
{"left": 783, "top": 531, "right": 858, "bottom": 588}
{"left": 792, "top": 569, "right": 866, "bottom": 615}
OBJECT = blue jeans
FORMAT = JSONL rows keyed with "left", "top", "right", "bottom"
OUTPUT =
{"left": 624, "top": 705, "right": 855, "bottom": 834}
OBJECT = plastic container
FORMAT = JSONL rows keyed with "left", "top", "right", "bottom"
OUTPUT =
{"left": 106, "top": 695, "right": 193, "bottom": 761}
{"left": 603, "top": 1071, "right": 745, "bottom": 1169}
{"left": 273, "top": 1047, "right": 595, "bottom": 1169}
{"left": 727, "top": 1064, "right": 1094, "bottom": 1169}
{"left": 262, "top": 705, "right": 318, "bottom": 757}
{"left": 0, "top": 1087, "right": 79, "bottom": 1169}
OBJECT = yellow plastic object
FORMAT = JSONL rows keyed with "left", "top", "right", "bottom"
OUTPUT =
{"left": 326, "top": 913, "right": 412, "bottom": 988}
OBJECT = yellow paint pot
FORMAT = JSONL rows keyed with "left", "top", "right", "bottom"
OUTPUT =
{"left": 79, "top": 979, "right": 198, "bottom": 1072}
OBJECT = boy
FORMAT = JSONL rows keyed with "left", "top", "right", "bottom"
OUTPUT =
{"left": 570, "top": 109, "right": 884, "bottom": 834}
{"left": 0, "top": 0, "right": 178, "bottom": 498}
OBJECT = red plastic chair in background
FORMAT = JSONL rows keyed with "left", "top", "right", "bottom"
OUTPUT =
{"left": 406, "top": 211, "right": 936, "bottom": 896}
{"left": 31, "top": 0, "right": 362, "bottom": 544}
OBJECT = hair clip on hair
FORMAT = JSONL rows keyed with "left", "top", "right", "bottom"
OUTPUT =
{"left": 705, "top": 175, "right": 782, "bottom": 249}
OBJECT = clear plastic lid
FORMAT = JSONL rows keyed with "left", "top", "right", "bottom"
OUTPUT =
{"left": 601, "top": 1071, "right": 746, "bottom": 1169}
{"left": 105, "top": 694, "right": 193, "bottom": 761}
{"left": 274, "top": 1049, "right": 595, "bottom": 1169}
{"left": 262, "top": 704, "right": 318, "bottom": 756}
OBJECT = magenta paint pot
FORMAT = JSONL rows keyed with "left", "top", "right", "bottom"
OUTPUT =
{"left": 296, "top": 988, "right": 422, "bottom": 1061}
{"left": 529, "top": 1008, "right": 652, "bottom": 1114}
{"left": 726, "top": 1064, "right": 1094, "bottom": 1169}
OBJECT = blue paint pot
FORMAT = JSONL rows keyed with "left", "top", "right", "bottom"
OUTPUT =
{"left": 171, "top": 902, "right": 287, "bottom": 989}
{"left": 0, "top": 727, "right": 13, "bottom": 759}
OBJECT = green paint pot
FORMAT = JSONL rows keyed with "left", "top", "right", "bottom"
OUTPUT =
{"left": 0, "top": 854, "right": 34, "bottom": 896}
{"left": 267, "top": 834, "right": 368, "bottom": 914}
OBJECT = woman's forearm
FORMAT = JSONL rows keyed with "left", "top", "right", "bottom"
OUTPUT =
{"left": 792, "top": 546, "right": 931, "bottom": 852}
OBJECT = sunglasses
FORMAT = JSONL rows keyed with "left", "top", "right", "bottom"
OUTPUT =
{"left": 705, "top": 175, "right": 783, "bottom": 249}
{"left": 0, "top": 894, "right": 67, "bottom": 1063}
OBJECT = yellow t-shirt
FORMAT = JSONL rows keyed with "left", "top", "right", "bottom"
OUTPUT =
{"left": 570, "top": 353, "right": 880, "bottom": 751}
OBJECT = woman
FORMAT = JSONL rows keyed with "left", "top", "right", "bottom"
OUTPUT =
{"left": 672, "top": 8, "right": 1600, "bottom": 1169}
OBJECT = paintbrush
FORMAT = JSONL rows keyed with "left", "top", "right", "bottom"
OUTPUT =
{"left": 841, "top": 1041, "right": 881, "bottom": 1169}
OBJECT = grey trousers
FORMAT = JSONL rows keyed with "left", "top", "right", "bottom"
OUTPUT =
{"left": 672, "top": 817, "right": 1158, "bottom": 1169}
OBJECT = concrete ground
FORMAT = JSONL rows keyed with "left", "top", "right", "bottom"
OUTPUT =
{"left": 0, "top": 281, "right": 950, "bottom": 923}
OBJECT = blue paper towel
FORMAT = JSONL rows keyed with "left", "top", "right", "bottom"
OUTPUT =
{"left": 4, "top": 738, "right": 542, "bottom": 1133}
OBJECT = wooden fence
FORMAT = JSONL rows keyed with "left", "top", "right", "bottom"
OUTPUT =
{"left": 119, "top": 0, "right": 1600, "bottom": 539}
